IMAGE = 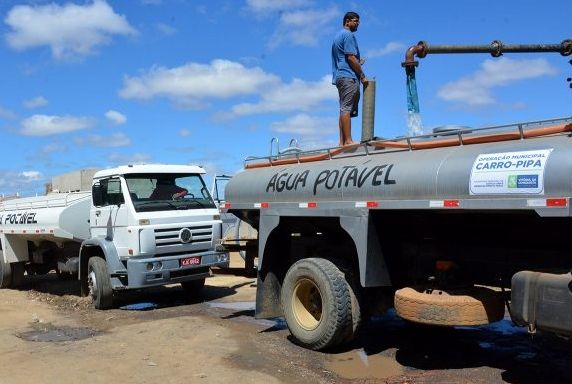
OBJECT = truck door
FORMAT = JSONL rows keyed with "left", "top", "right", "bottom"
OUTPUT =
{"left": 211, "top": 175, "right": 235, "bottom": 238}
{"left": 91, "top": 178, "right": 128, "bottom": 245}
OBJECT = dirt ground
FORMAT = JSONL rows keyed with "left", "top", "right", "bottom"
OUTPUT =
{"left": 1, "top": 254, "right": 572, "bottom": 384}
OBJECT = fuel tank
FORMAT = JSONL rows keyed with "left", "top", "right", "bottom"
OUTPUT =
{"left": 226, "top": 122, "right": 572, "bottom": 206}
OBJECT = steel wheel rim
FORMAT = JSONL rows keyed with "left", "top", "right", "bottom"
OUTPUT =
{"left": 88, "top": 270, "right": 98, "bottom": 299}
{"left": 292, "top": 278, "right": 322, "bottom": 331}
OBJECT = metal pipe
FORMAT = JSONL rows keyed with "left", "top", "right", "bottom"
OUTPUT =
{"left": 361, "top": 79, "right": 376, "bottom": 142}
{"left": 403, "top": 39, "right": 572, "bottom": 68}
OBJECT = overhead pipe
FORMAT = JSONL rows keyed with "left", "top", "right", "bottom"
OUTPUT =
{"left": 403, "top": 39, "right": 572, "bottom": 68}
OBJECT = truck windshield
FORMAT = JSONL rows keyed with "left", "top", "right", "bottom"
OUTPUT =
{"left": 124, "top": 173, "right": 216, "bottom": 212}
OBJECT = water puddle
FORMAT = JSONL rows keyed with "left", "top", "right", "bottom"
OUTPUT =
{"left": 209, "top": 301, "right": 255, "bottom": 311}
{"left": 326, "top": 349, "right": 405, "bottom": 380}
{"left": 16, "top": 322, "right": 99, "bottom": 342}
{"left": 208, "top": 301, "right": 287, "bottom": 329}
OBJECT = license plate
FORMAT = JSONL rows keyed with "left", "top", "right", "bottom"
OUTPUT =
{"left": 181, "top": 256, "right": 201, "bottom": 266}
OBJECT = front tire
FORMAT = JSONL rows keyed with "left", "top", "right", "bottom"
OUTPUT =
{"left": 87, "top": 257, "right": 113, "bottom": 310}
{"left": 281, "top": 258, "right": 354, "bottom": 351}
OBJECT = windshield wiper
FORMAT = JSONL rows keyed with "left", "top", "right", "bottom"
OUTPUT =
{"left": 179, "top": 199, "right": 206, "bottom": 209}
{"left": 135, "top": 200, "right": 178, "bottom": 209}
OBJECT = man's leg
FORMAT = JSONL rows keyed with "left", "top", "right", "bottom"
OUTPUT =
{"left": 340, "top": 112, "right": 354, "bottom": 146}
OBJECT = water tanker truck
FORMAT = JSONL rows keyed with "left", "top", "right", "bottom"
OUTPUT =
{"left": 0, "top": 164, "right": 229, "bottom": 309}
{"left": 222, "top": 40, "right": 572, "bottom": 350}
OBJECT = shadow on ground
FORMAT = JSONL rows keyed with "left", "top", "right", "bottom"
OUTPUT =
{"left": 13, "top": 272, "right": 256, "bottom": 311}
{"left": 338, "top": 310, "right": 572, "bottom": 384}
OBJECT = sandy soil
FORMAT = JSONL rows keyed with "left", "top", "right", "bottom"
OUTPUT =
{"left": 1, "top": 254, "right": 571, "bottom": 384}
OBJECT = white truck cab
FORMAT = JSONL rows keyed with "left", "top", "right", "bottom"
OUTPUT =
{"left": 0, "top": 164, "right": 229, "bottom": 309}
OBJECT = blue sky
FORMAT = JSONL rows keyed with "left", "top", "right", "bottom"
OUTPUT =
{"left": 0, "top": 0, "right": 570, "bottom": 196}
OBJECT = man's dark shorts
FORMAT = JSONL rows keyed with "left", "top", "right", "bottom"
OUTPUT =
{"left": 336, "top": 77, "right": 360, "bottom": 117}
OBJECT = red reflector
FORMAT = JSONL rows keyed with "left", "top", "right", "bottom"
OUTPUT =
{"left": 223, "top": 202, "right": 232, "bottom": 209}
{"left": 444, "top": 200, "right": 460, "bottom": 208}
{"left": 260, "top": 202, "right": 269, "bottom": 209}
{"left": 308, "top": 202, "right": 317, "bottom": 208}
{"left": 366, "top": 201, "right": 378, "bottom": 208}
{"left": 547, "top": 198, "right": 567, "bottom": 207}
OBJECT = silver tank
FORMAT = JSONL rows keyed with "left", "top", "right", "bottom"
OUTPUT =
{"left": 226, "top": 129, "right": 572, "bottom": 204}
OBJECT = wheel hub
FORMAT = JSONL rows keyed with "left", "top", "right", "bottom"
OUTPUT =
{"left": 292, "top": 278, "right": 322, "bottom": 331}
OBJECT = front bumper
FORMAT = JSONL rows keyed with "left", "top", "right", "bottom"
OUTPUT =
{"left": 122, "top": 251, "right": 229, "bottom": 289}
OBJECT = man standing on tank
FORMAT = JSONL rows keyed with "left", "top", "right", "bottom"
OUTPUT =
{"left": 332, "top": 11, "right": 368, "bottom": 146}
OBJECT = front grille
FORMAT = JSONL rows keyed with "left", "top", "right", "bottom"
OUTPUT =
{"left": 154, "top": 224, "right": 213, "bottom": 248}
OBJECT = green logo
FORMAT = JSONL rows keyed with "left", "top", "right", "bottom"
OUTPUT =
{"left": 508, "top": 175, "right": 517, "bottom": 188}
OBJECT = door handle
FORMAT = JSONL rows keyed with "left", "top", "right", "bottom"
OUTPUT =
{"left": 95, "top": 210, "right": 101, "bottom": 217}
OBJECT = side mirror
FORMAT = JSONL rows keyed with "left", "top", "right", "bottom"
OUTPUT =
{"left": 114, "top": 193, "right": 125, "bottom": 206}
{"left": 92, "top": 183, "right": 104, "bottom": 206}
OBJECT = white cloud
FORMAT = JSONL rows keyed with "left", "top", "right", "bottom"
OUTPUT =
{"left": 229, "top": 75, "right": 336, "bottom": 117}
{"left": 267, "top": 7, "right": 338, "bottom": 49}
{"left": 119, "top": 59, "right": 280, "bottom": 108}
{"left": 20, "top": 114, "right": 94, "bottom": 136}
{"left": 0, "top": 170, "right": 45, "bottom": 194}
{"left": 438, "top": 58, "right": 558, "bottom": 107}
{"left": 155, "top": 23, "right": 176, "bottom": 36}
{"left": 179, "top": 129, "right": 191, "bottom": 137}
{"left": 271, "top": 113, "right": 337, "bottom": 137}
{"left": 23, "top": 96, "right": 48, "bottom": 109}
{"left": 0, "top": 105, "right": 17, "bottom": 119}
{"left": 366, "top": 42, "right": 406, "bottom": 58}
{"left": 20, "top": 171, "right": 42, "bottom": 181}
{"left": 75, "top": 132, "right": 131, "bottom": 147}
{"left": 108, "top": 152, "right": 151, "bottom": 164}
{"left": 40, "top": 142, "right": 67, "bottom": 155}
{"left": 4, "top": 0, "right": 137, "bottom": 60}
{"left": 105, "top": 110, "right": 127, "bottom": 125}
{"left": 246, "top": 0, "right": 311, "bottom": 14}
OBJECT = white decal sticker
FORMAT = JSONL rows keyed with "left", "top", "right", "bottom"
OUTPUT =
{"left": 469, "top": 149, "right": 553, "bottom": 195}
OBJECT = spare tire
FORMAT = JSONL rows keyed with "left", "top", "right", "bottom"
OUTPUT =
{"left": 394, "top": 286, "right": 505, "bottom": 326}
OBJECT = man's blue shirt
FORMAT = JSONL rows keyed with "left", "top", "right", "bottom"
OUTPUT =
{"left": 331, "top": 28, "right": 360, "bottom": 84}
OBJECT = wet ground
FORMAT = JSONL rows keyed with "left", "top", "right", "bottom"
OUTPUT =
{"left": 2, "top": 258, "right": 572, "bottom": 384}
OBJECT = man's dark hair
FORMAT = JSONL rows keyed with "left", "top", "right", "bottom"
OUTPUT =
{"left": 343, "top": 11, "right": 359, "bottom": 26}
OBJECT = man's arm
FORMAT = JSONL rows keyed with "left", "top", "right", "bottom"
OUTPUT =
{"left": 347, "top": 54, "right": 369, "bottom": 85}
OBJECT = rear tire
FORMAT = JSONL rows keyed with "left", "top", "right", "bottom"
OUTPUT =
{"left": 394, "top": 286, "right": 505, "bottom": 326}
{"left": 281, "top": 258, "right": 354, "bottom": 351}
{"left": 87, "top": 257, "right": 113, "bottom": 310}
{"left": 0, "top": 254, "right": 13, "bottom": 288}
{"left": 181, "top": 278, "right": 205, "bottom": 295}
{"left": 10, "top": 262, "right": 25, "bottom": 287}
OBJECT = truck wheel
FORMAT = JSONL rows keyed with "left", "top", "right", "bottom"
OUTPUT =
{"left": 87, "top": 257, "right": 113, "bottom": 310}
{"left": 394, "top": 286, "right": 505, "bottom": 326}
{"left": 0, "top": 255, "right": 13, "bottom": 288}
{"left": 181, "top": 278, "right": 205, "bottom": 295}
{"left": 10, "top": 262, "right": 25, "bottom": 288}
{"left": 281, "top": 258, "right": 354, "bottom": 350}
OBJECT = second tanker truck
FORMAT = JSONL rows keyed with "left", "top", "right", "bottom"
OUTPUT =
{"left": 0, "top": 164, "right": 229, "bottom": 309}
